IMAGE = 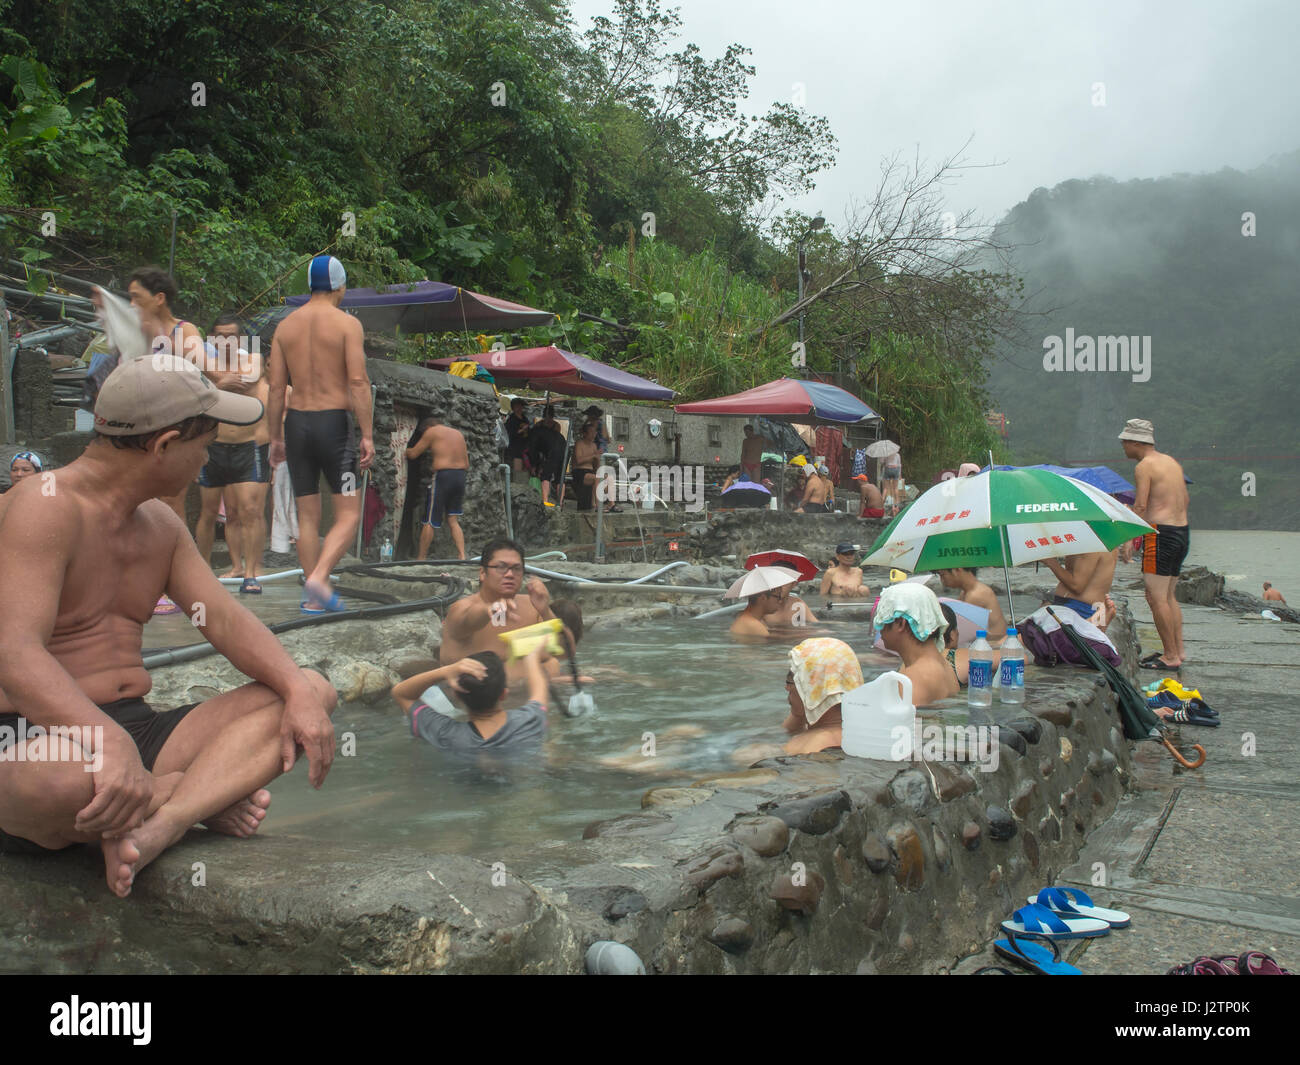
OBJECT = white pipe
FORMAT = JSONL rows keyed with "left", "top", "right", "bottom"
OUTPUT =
{"left": 217, "top": 568, "right": 305, "bottom": 586}
{"left": 691, "top": 602, "right": 744, "bottom": 620}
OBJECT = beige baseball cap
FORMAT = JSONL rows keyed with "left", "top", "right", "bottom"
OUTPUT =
{"left": 1118, "top": 418, "right": 1155, "bottom": 444}
{"left": 94, "top": 355, "right": 264, "bottom": 436}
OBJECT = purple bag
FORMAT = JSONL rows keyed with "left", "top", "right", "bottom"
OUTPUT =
{"left": 1018, "top": 616, "right": 1121, "bottom": 669}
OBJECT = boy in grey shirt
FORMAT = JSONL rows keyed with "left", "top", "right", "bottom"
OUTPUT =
{"left": 391, "top": 644, "right": 549, "bottom": 757}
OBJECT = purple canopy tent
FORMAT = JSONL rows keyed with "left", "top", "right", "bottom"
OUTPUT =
{"left": 284, "top": 280, "right": 555, "bottom": 333}
{"left": 427, "top": 346, "right": 674, "bottom": 401}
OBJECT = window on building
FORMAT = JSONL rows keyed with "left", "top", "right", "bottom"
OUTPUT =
{"left": 615, "top": 417, "right": 630, "bottom": 439}
{"left": 708, "top": 424, "right": 721, "bottom": 446}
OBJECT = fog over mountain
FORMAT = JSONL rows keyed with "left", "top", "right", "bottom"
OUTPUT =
{"left": 987, "top": 149, "right": 1300, "bottom": 530}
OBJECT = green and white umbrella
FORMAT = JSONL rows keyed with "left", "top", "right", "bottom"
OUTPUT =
{"left": 862, "top": 468, "right": 1153, "bottom": 618}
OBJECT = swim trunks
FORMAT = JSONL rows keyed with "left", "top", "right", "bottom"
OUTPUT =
{"left": 423, "top": 467, "right": 467, "bottom": 528}
{"left": 861, "top": 506, "right": 885, "bottom": 519}
{"left": 803, "top": 501, "right": 830, "bottom": 513}
{"left": 741, "top": 461, "right": 761, "bottom": 481}
{"left": 199, "top": 441, "right": 270, "bottom": 488}
{"left": 1051, "top": 594, "right": 1096, "bottom": 619}
{"left": 1142, "top": 524, "right": 1190, "bottom": 577}
{"left": 0, "top": 697, "right": 198, "bottom": 854}
{"left": 284, "top": 408, "right": 358, "bottom": 497}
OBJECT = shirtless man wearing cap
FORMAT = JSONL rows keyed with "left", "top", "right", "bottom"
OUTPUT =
{"left": 0, "top": 354, "right": 337, "bottom": 896}
{"left": 268, "top": 256, "right": 375, "bottom": 613}
{"left": 1120, "top": 418, "right": 1190, "bottom": 669}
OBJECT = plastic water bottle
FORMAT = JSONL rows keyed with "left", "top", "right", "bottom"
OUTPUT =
{"left": 998, "top": 628, "right": 1025, "bottom": 705}
{"left": 381, "top": 538, "right": 394, "bottom": 562}
{"left": 968, "top": 630, "right": 993, "bottom": 708}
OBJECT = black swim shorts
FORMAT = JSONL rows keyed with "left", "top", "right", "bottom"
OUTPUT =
{"left": 199, "top": 441, "right": 270, "bottom": 488}
{"left": 803, "top": 501, "right": 830, "bottom": 513}
{"left": 423, "top": 467, "right": 467, "bottom": 528}
{"left": 284, "top": 408, "right": 359, "bottom": 497}
{"left": 1142, "top": 524, "right": 1190, "bottom": 577}
{"left": 0, "top": 697, "right": 198, "bottom": 854}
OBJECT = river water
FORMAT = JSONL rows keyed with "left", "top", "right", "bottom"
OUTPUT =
{"left": 1186, "top": 529, "right": 1300, "bottom": 600}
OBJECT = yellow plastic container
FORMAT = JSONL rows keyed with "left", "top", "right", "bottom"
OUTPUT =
{"left": 498, "top": 617, "right": 564, "bottom": 660}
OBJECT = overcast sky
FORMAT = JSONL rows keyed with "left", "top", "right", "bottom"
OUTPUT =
{"left": 567, "top": 0, "right": 1300, "bottom": 229}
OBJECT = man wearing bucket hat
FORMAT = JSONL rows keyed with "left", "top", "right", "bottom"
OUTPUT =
{"left": 0, "top": 355, "right": 338, "bottom": 896}
{"left": 1119, "top": 418, "right": 1190, "bottom": 670}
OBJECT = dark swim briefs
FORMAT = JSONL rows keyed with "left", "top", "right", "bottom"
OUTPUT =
{"left": 423, "top": 468, "right": 467, "bottom": 528}
{"left": 199, "top": 441, "right": 270, "bottom": 488}
{"left": 0, "top": 697, "right": 198, "bottom": 854}
{"left": 802, "top": 501, "right": 830, "bottom": 513}
{"left": 284, "top": 408, "right": 358, "bottom": 497}
{"left": 1142, "top": 524, "right": 1190, "bottom": 577}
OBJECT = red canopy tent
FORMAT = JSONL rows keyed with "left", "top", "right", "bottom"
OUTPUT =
{"left": 426, "top": 346, "right": 673, "bottom": 401}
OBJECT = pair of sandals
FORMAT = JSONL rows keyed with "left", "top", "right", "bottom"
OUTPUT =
{"left": 1146, "top": 689, "right": 1220, "bottom": 727}
{"left": 1140, "top": 651, "right": 1181, "bottom": 671}
{"left": 1168, "top": 951, "right": 1291, "bottom": 975}
{"left": 993, "top": 888, "right": 1133, "bottom": 974}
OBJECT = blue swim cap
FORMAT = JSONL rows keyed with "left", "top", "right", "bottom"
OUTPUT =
{"left": 308, "top": 255, "right": 347, "bottom": 292}
{"left": 9, "top": 450, "right": 42, "bottom": 471}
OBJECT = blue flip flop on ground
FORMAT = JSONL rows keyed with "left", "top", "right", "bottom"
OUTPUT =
{"left": 1026, "top": 887, "right": 1131, "bottom": 928}
{"left": 993, "top": 931, "right": 1081, "bottom": 975}
{"left": 1001, "top": 902, "right": 1110, "bottom": 939}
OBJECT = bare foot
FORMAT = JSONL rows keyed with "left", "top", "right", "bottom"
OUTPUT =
{"left": 102, "top": 835, "right": 142, "bottom": 898}
{"left": 221, "top": 568, "right": 246, "bottom": 579}
{"left": 202, "top": 789, "right": 271, "bottom": 838}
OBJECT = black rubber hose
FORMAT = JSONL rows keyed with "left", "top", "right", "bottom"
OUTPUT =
{"left": 141, "top": 579, "right": 468, "bottom": 669}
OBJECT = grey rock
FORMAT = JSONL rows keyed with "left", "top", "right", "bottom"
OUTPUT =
{"left": 730, "top": 816, "right": 790, "bottom": 857}
{"left": 708, "top": 916, "right": 755, "bottom": 954}
{"left": 889, "top": 770, "right": 935, "bottom": 814}
{"left": 862, "top": 832, "right": 893, "bottom": 874}
{"left": 986, "top": 805, "right": 1017, "bottom": 841}
{"left": 764, "top": 789, "right": 851, "bottom": 835}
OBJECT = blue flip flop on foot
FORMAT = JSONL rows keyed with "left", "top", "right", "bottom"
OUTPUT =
{"left": 1026, "top": 887, "right": 1131, "bottom": 928}
{"left": 1002, "top": 903, "right": 1110, "bottom": 940}
{"left": 240, "top": 578, "right": 263, "bottom": 595}
{"left": 300, "top": 600, "right": 326, "bottom": 615}
{"left": 994, "top": 930, "right": 1082, "bottom": 975}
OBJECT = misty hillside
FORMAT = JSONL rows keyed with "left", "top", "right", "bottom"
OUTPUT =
{"left": 987, "top": 150, "right": 1300, "bottom": 530}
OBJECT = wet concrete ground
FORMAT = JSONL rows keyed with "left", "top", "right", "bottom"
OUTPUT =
{"left": 956, "top": 567, "right": 1300, "bottom": 975}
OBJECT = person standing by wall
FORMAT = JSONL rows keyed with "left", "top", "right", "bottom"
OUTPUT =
{"left": 406, "top": 415, "right": 469, "bottom": 560}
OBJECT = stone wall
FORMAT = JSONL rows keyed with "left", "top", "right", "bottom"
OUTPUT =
{"left": 694, "top": 508, "right": 888, "bottom": 564}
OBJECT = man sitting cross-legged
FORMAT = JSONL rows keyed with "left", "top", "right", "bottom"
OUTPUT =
{"left": 0, "top": 355, "right": 338, "bottom": 897}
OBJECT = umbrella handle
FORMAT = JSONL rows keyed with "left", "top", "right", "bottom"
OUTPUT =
{"left": 1160, "top": 734, "right": 1206, "bottom": 769}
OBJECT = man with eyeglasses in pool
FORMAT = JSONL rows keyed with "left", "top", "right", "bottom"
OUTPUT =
{"left": 440, "top": 538, "right": 554, "bottom": 687}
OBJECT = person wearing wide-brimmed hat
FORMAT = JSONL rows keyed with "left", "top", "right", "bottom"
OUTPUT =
{"left": 1119, "top": 417, "right": 1190, "bottom": 670}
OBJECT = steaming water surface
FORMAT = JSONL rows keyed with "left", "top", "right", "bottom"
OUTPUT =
{"left": 263, "top": 616, "right": 988, "bottom": 856}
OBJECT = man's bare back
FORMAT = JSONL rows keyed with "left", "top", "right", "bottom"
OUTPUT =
{"left": 1134, "top": 450, "right": 1189, "bottom": 526}
{"left": 418, "top": 423, "right": 469, "bottom": 471}
{"left": 271, "top": 300, "right": 364, "bottom": 411}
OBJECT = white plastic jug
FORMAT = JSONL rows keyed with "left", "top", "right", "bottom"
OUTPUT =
{"left": 840, "top": 671, "right": 915, "bottom": 760}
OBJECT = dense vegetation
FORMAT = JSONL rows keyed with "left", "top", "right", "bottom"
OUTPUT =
{"left": 987, "top": 152, "right": 1300, "bottom": 529}
{"left": 1, "top": 0, "right": 1006, "bottom": 480}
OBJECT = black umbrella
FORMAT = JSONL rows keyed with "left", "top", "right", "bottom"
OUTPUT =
{"left": 1044, "top": 608, "right": 1204, "bottom": 768}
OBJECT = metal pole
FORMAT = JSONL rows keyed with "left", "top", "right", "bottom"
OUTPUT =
{"left": 168, "top": 208, "right": 177, "bottom": 276}
{"left": 0, "top": 291, "right": 13, "bottom": 445}
{"left": 797, "top": 239, "right": 806, "bottom": 354}
{"left": 354, "top": 384, "right": 378, "bottom": 558}
{"left": 990, "top": 449, "right": 1016, "bottom": 622}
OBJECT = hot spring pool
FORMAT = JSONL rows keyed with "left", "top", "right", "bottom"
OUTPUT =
{"left": 263, "top": 614, "right": 1030, "bottom": 856}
